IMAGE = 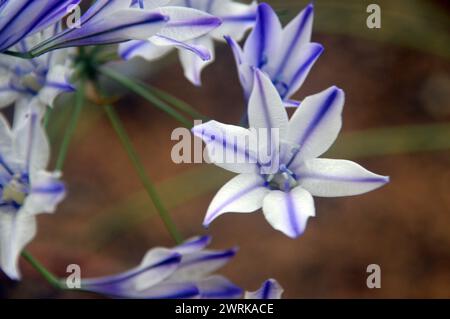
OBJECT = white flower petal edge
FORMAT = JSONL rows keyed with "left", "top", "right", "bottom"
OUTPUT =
{"left": 245, "top": 279, "right": 284, "bottom": 299}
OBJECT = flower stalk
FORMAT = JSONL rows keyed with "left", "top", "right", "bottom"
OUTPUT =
{"left": 103, "top": 104, "right": 183, "bottom": 244}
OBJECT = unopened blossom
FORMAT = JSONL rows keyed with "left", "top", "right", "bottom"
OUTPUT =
{"left": 0, "top": 24, "right": 74, "bottom": 122}
{"left": 0, "top": 0, "right": 81, "bottom": 52}
{"left": 29, "top": 0, "right": 184, "bottom": 56}
{"left": 245, "top": 279, "right": 284, "bottom": 299}
{"left": 193, "top": 70, "right": 389, "bottom": 238}
{"left": 80, "top": 236, "right": 243, "bottom": 299}
{"left": 0, "top": 111, "right": 65, "bottom": 280}
{"left": 226, "top": 3, "right": 323, "bottom": 106}
{"left": 119, "top": 0, "right": 257, "bottom": 86}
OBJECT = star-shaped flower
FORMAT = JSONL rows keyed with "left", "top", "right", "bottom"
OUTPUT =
{"left": 193, "top": 70, "right": 389, "bottom": 238}
{"left": 226, "top": 3, "right": 323, "bottom": 106}
{"left": 0, "top": 110, "right": 65, "bottom": 280}
{"left": 119, "top": 0, "right": 257, "bottom": 86}
{"left": 80, "top": 236, "right": 243, "bottom": 299}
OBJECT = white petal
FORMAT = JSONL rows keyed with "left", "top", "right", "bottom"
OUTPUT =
{"left": 152, "top": 35, "right": 211, "bottom": 60}
{"left": 178, "top": 37, "right": 214, "bottom": 86}
{"left": 173, "top": 235, "right": 212, "bottom": 254}
{"left": 192, "top": 120, "right": 259, "bottom": 174}
{"left": 39, "top": 65, "right": 74, "bottom": 107}
{"left": 158, "top": 6, "right": 221, "bottom": 42}
{"left": 119, "top": 39, "right": 173, "bottom": 61}
{"left": 274, "top": 42, "right": 323, "bottom": 101}
{"left": 262, "top": 187, "right": 315, "bottom": 238}
{"left": 0, "top": 212, "right": 37, "bottom": 280}
{"left": 135, "top": 247, "right": 182, "bottom": 290}
{"left": 295, "top": 158, "right": 390, "bottom": 197}
{"left": 167, "top": 248, "right": 237, "bottom": 282}
{"left": 210, "top": 0, "right": 258, "bottom": 41}
{"left": 0, "top": 113, "right": 13, "bottom": 158}
{"left": 243, "top": 3, "right": 282, "bottom": 69}
{"left": 286, "top": 86, "right": 345, "bottom": 166}
{"left": 269, "top": 4, "right": 315, "bottom": 94}
{"left": 13, "top": 109, "right": 50, "bottom": 173}
{"left": 24, "top": 170, "right": 66, "bottom": 214}
{"left": 245, "top": 278, "right": 284, "bottom": 299}
{"left": 0, "top": 71, "right": 17, "bottom": 108}
{"left": 248, "top": 69, "right": 288, "bottom": 137}
{"left": 204, "top": 173, "right": 268, "bottom": 227}
{"left": 81, "top": 248, "right": 181, "bottom": 294}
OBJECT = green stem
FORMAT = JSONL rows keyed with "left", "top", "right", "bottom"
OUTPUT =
{"left": 99, "top": 67, "right": 193, "bottom": 128}
{"left": 21, "top": 250, "right": 63, "bottom": 290}
{"left": 55, "top": 81, "right": 85, "bottom": 171}
{"left": 104, "top": 104, "right": 183, "bottom": 244}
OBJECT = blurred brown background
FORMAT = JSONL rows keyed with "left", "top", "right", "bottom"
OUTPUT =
{"left": 1, "top": 0, "right": 449, "bottom": 298}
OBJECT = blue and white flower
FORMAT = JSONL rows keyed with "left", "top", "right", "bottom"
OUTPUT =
{"left": 0, "top": 110, "right": 65, "bottom": 280}
{"left": 119, "top": 0, "right": 257, "bottom": 86}
{"left": 28, "top": 0, "right": 184, "bottom": 56}
{"left": 245, "top": 279, "right": 284, "bottom": 299}
{"left": 0, "top": 24, "right": 74, "bottom": 121}
{"left": 80, "top": 236, "right": 243, "bottom": 299}
{"left": 226, "top": 3, "right": 323, "bottom": 106}
{"left": 0, "top": 0, "right": 81, "bottom": 52}
{"left": 193, "top": 70, "right": 389, "bottom": 238}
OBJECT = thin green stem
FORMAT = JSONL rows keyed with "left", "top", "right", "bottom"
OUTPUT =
{"left": 104, "top": 104, "right": 183, "bottom": 244}
{"left": 21, "top": 250, "right": 63, "bottom": 290}
{"left": 99, "top": 67, "right": 193, "bottom": 128}
{"left": 55, "top": 81, "right": 85, "bottom": 171}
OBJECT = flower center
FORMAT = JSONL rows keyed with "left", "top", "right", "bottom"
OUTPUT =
{"left": 21, "top": 73, "right": 43, "bottom": 93}
{"left": 2, "top": 175, "right": 28, "bottom": 206}
{"left": 265, "top": 164, "right": 298, "bottom": 191}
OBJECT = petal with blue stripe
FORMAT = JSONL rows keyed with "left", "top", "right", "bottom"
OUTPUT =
{"left": 0, "top": 212, "right": 37, "bottom": 280}
{"left": 295, "top": 158, "right": 390, "bottom": 197}
{"left": 174, "top": 235, "right": 212, "bottom": 254}
{"left": 31, "top": 9, "right": 168, "bottom": 55}
{"left": 203, "top": 173, "right": 268, "bottom": 227}
{"left": 81, "top": 249, "right": 181, "bottom": 296}
{"left": 286, "top": 86, "right": 345, "bottom": 167}
{"left": 178, "top": 37, "right": 214, "bottom": 86}
{"left": 243, "top": 3, "right": 282, "bottom": 69}
{"left": 262, "top": 187, "right": 315, "bottom": 238}
{"left": 26, "top": 170, "right": 66, "bottom": 214}
{"left": 245, "top": 278, "right": 284, "bottom": 299}
{"left": 192, "top": 120, "right": 259, "bottom": 174}
{"left": 158, "top": 6, "right": 222, "bottom": 42}
{"left": 270, "top": 3, "right": 315, "bottom": 91}
{"left": 168, "top": 248, "right": 238, "bottom": 282}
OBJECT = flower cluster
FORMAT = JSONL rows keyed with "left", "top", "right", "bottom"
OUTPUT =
{"left": 0, "top": 0, "right": 388, "bottom": 299}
